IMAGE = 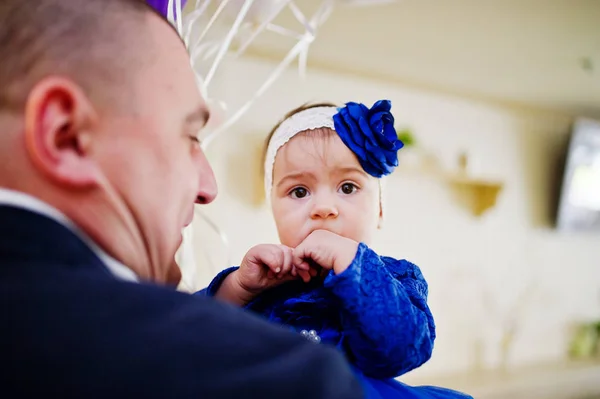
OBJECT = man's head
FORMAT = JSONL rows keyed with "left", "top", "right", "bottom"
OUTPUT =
{"left": 0, "top": 0, "right": 217, "bottom": 285}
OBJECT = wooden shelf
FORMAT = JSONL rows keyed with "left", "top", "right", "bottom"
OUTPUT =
{"left": 396, "top": 149, "right": 504, "bottom": 217}
{"left": 446, "top": 173, "right": 504, "bottom": 217}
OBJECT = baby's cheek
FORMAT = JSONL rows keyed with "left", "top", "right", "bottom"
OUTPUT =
{"left": 275, "top": 219, "right": 302, "bottom": 247}
{"left": 280, "top": 235, "right": 304, "bottom": 249}
{"left": 351, "top": 218, "right": 378, "bottom": 244}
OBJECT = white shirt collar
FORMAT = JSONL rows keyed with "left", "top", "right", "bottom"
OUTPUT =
{"left": 0, "top": 188, "right": 138, "bottom": 283}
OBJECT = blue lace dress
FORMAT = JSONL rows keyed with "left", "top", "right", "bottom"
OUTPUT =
{"left": 199, "top": 243, "right": 472, "bottom": 399}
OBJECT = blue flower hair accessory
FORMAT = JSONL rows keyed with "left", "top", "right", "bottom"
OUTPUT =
{"left": 333, "top": 100, "right": 404, "bottom": 178}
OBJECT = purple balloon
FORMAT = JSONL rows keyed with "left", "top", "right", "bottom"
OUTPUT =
{"left": 146, "top": 0, "right": 188, "bottom": 19}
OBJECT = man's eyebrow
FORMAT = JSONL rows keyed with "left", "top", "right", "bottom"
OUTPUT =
{"left": 185, "top": 106, "right": 211, "bottom": 127}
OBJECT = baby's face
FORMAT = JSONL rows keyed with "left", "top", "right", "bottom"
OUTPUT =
{"left": 270, "top": 130, "right": 380, "bottom": 248}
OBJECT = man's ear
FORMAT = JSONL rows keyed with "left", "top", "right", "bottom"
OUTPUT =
{"left": 24, "top": 76, "right": 100, "bottom": 189}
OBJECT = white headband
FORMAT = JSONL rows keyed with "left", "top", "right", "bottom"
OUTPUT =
{"left": 264, "top": 106, "right": 337, "bottom": 203}
{"left": 263, "top": 106, "right": 385, "bottom": 221}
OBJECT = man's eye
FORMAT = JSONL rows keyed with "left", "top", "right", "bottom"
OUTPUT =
{"left": 290, "top": 187, "right": 308, "bottom": 199}
{"left": 339, "top": 183, "right": 358, "bottom": 195}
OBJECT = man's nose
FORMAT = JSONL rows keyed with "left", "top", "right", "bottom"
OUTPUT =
{"left": 195, "top": 150, "right": 217, "bottom": 205}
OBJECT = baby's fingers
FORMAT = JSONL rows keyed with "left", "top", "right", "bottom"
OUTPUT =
{"left": 292, "top": 246, "right": 312, "bottom": 271}
{"left": 297, "top": 269, "right": 311, "bottom": 283}
{"left": 260, "top": 247, "right": 286, "bottom": 276}
{"left": 277, "top": 245, "right": 294, "bottom": 279}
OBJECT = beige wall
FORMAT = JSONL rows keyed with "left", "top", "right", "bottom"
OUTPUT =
{"left": 188, "top": 56, "right": 600, "bottom": 378}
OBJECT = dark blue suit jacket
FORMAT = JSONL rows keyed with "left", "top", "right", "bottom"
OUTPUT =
{"left": 0, "top": 206, "right": 364, "bottom": 398}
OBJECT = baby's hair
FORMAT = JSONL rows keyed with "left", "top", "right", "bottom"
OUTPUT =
{"left": 261, "top": 102, "right": 337, "bottom": 177}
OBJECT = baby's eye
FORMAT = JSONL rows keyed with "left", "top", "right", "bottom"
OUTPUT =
{"left": 290, "top": 187, "right": 309, "bottom": 199}
{"left": 339, "top": 183, "right": 358, "bottom": 195}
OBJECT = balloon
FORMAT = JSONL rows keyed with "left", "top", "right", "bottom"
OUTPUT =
{"left": 146, "top": 0, "right": 188, "bottom": 19}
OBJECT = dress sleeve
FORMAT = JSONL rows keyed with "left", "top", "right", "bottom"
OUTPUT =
{"left": 323, "top": 243, "right": 436, "bottom": 378}
{"left": 195, "top": 266, "right": 238, "bottom": 297}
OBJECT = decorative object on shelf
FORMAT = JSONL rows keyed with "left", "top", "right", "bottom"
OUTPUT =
{"left": 397, "top": 127, "right": 416, "bottom": 148}
{"left": 569, "top": 321, "right": 600, "bottom": 360}
{"left": 445, "top": 152, "right": 504, "bottom": 217}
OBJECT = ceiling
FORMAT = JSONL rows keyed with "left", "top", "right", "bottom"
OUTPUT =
{"left": 235, "top": 0, "right": 600, "bottom": 118}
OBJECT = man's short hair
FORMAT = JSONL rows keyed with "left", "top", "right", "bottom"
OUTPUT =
{"left": 0, "top": 0, "right": 160, "bottom": 112}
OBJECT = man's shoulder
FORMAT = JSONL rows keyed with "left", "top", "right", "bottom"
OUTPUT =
{"left": 1, "top": 265, "right": 364, "bottom": 398}
{"left": 3, "top": 264, "right": 299, "bottom": 349}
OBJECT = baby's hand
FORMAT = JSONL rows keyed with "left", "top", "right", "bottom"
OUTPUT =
{"left": 219, "top": 244, "right": 317, "bottom": 306}
{"left": 237, "top": 244, "right": 295, "bottom": 293}
{"left": 293, "top": 230, "right": 359, "bottom": 275}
